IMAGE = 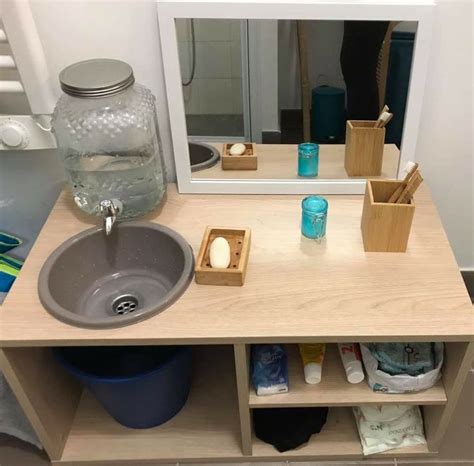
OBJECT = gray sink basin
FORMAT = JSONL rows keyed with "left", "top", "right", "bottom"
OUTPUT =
{"left": 38, "top": 222, "right": 194, "bottom": 328}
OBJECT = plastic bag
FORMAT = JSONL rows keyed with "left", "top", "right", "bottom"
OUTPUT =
{"left": 353, "top": 405, "right": 426, "bottom": 455}
{"left": 360, "top": 343, "right": 443, "bottom": 393}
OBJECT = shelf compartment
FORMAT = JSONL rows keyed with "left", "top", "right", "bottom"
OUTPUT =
{"left": 252, "top": 407, "right": 434, "bottom": 459}
{"left": 59, "top": 346, "right": 243, "bottom": 465}
{"left": 249, "top": 344, "right": 447, "bottom": 408}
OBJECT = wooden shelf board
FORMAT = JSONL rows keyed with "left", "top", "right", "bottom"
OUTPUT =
{"left": 2, "top": 184, "right": 473, "bottom": 346}
{"left": 249, "top": 344, "right": 447, "bottom": 408}
{"left": 59, "top": 346, "right": 243, "bottom": 464}
{"left": 252, "top": 407, "right": 434, "bottom": 459}
{"left": 192, "top": 143, "right": 400, "bottom": 180}
{"left": 252, "top": 407, "right": 361, "bottom": 458}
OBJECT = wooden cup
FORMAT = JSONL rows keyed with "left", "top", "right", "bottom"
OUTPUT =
{"left": 361, "top": 180, "right": 415, "bottom": 252}
{"left": 344, "top": 120, "right": 385, "bottom": 176}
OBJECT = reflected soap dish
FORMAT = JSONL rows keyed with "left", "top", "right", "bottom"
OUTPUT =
{"left": 195, "top": 227, "right": 251, "bottom": 286}
{"left": 222, "top": 143, "right": 257, "bottom": 170}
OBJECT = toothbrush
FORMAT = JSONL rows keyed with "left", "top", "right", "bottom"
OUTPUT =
{"left": 387, "top": 161, "right": 419, "bottom": 203}
{"left": 396, "top": 170, "right": 423, "bottom": 204}
{"left": 375, "top": 111, "right": 393, "bottom": 128}
{"left": 374, "top": 105, "right": 389, "bottom": 127}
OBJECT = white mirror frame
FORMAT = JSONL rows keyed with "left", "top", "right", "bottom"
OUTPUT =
{"left": 157, "top": 0, "right": 434, "bottom": 194}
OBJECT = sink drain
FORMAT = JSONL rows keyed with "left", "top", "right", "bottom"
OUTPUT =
{"left": 112, "top": 294, "right": 139, "bottom": 315}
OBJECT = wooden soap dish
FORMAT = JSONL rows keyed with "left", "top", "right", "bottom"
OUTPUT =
{"left": 221, "top": 143, "right": 257, "bottom": 170}
{"left": 195, "top": 227, "right": 251, "bottom": 286}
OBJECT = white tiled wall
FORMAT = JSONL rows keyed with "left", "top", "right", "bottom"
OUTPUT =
{"left": 177, "top": 19, "right": 243, "bottom": 115}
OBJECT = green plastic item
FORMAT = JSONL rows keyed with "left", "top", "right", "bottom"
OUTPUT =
{"left": 0, "top": 253, "right": 23, "bottom": 270}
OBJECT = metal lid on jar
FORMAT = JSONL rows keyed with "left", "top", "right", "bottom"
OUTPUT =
{"left": 59, "top": 58, "right": 135, "bottom": 98}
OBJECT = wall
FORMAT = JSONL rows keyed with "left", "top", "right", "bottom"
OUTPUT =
{"left": 27, "top": 0, "right": 176, "bottom": 181}
{"left": 177, "top": 19, "right": 243, "bottom": 116}
{"left": 415, "top": 0, "right": 473, "bottom": 268}
{"left": 5, "top": 0, "right": 473, "bottom": 270}
{"left": 279, "top": 19, "right": 346, "bottom": 110}
{"left": 249, "top": 19, "right": 280, "bottom": 140}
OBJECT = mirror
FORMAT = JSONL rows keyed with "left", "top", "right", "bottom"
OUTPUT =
{"left": 175, "top": 18, "right": 417, "bottom": 182}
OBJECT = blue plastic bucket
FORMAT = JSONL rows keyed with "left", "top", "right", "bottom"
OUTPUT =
{"left": 54, "top": 345, "right": 192, "bottom": 428}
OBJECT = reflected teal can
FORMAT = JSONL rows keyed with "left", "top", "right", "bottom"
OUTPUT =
{"left": 301, "top": 196, "right": 328, "bottom": 241}
{"left": 298, "top": 143, "right": 319, "bottom": 177}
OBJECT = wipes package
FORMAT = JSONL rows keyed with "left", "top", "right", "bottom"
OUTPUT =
{"left": 251, "top": 344, "right": 289, "bottom": 396}
{"left": 353, "top": 405, "right": 426, "bottom": 455}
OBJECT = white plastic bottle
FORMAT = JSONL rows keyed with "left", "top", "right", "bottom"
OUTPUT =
{"left": 338, "top": 343, "right": 365, "bottom": 384}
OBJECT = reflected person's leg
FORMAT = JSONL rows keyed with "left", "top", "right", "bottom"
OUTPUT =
{"left": 340, "top": 21, "right": 389, "bottom": 120}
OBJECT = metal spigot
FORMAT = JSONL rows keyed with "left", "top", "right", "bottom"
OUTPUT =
{"left": 99, "top": 199, "right": 120, "bottom": 236}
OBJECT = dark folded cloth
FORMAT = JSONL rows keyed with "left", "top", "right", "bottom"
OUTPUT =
{"left": 254, "top": 407, "right": 328, "bottom": 452}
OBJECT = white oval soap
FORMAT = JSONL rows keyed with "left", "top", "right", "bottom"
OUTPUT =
{"left": 229, "top": 143, "right": 246, "bottom": 155}
{"left": 209, "top": 237, "right": 231, "bottom": 269}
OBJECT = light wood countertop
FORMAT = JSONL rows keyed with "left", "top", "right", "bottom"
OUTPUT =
{"left": 192, "top": 143, "right": 400, "bottom": 179}
{"left": 0, "top": 184, "right": 472, "bottom": 346}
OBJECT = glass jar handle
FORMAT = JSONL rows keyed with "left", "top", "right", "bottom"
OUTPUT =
{"left": 311, "top": 214, "right": 324, "bottom": 240}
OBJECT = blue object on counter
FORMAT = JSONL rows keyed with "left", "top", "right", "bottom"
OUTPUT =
{"left": 298, "top": 143, "right": 319, "bottom": 177}
{"left": 0, "top": 254, "right": 23, "bottom": 292}
{"left": 0, "top": 264, "right": 18, "bottom": 292}
{"left": 54, "top": 345, "right": 192, "bottom": 428}
{"left": 0, "top": 249, "right": 24, "bottom": 293}
{"left": 251, "top": 345, "right": 289, "bottom": 396}
{"left": 301, "top": 196, "right": 328, "bottom": 241}
{"left": 310, "top": 85, "right": 346, "bottom": 143}
{"left": 0, "top": 232, "right": 22, "bottom": 254}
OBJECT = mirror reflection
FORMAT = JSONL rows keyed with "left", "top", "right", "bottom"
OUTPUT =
{"left": 175, "top": 19, "right": 417, "bottom": 180}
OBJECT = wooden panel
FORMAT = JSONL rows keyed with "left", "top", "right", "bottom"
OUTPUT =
{"left": 1, "top": 184, "right": 472, "bottom": 346}
{"left": 423, "top": 341, "right": 474, "bottom": 451}
{"left": 193, "top": 143, "right": 400, "bottom": 179}
{"left": 0, "top": 347, "right": 81, "bottom": 460}
{"left": 234, "top": 344, "right": 253, "bottom": 455}
{"left": 249, "top": 344, "right": 447, "bottom": 408}
{"left": 344, "top": 121, "right": 386, "bottom": 176}
{"left": 60, "top": 346, "right": 242, "bottom": 464}
{"left": 252, "top": 407, "right": 433, "bottom": 460}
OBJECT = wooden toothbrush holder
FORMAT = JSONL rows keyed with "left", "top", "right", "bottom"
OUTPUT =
{"left": 344, "top": 120, "right": 385, "bottom": 176}
{"left": 361, "top": 180, "right": 415, "bottom": 252}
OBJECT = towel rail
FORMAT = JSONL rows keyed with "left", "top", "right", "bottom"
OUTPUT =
{"left": 0, "top": 55, "right": 15, "bottom": 68}
{"left": 0, "top": 80, "right": 23, "bottom": 93}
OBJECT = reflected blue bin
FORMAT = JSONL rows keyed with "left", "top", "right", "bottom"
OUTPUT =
{"left": 54, "top": 345, "right": 192, "bottom": 429}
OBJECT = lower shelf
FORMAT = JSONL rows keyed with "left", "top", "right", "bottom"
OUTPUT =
{"left": 252, "top": 407, "right": 434, "bottom": 460}
{"left": 59, "top": 346, "right": 243, "bottom": 464}
{"left": 56, "top": 345, "right": 437, "bottom": 464}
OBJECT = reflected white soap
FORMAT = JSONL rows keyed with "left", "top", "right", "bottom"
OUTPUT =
{"left": 229, "top": 143, "right": 246, "bottom": 155}
{"left": 209, "top": 237, "right": 231, "bottom": 268}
